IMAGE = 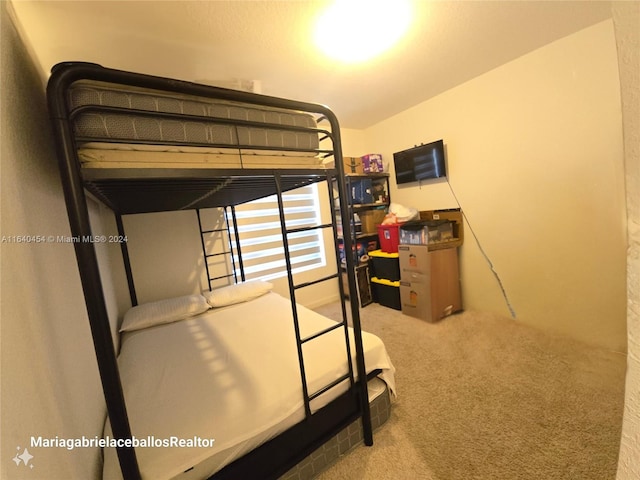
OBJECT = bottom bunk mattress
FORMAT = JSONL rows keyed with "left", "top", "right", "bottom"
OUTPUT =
{"left": 102, "top": 292, "right": 395, "bottom": 480}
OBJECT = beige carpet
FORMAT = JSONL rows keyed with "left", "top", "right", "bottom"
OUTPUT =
{"left": 312, "top": 303, "right": 626, "bottom": 480}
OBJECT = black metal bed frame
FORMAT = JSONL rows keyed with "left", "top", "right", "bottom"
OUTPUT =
{"left": 47, "top": 62, "right": 372, "bottom": 480}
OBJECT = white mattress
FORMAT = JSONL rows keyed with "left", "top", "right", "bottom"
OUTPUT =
{"left": 102, "top": 293, "right": 395, "bottom": 480}
{"left": 78, "top": 143, "right": 327, "bottom": 170}
{"left": 68, "top": 81, "right": 322, "bottom": 163}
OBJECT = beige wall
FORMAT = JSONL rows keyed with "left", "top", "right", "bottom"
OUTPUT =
{"left": 1, "top": 3, "right": 126, "bottom": 478}
{"left": 613, "top": 1, "right": 640, "bottom": 478}
{"left": 352, "top": 20, "right": 627, "bottom": 352}
{"left": 339, "top": 127, "right": 368, "bottom": 159}
{"left": 122, "top": 210, "right": 205, "bottom": 304}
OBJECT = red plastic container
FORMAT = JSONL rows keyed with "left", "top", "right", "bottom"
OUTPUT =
{"left": 377, "top": 223, "right": 403, "bottom": 253}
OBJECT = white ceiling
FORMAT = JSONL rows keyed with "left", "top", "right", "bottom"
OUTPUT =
{"left": 10, "top": 0, "right": 613, "bottom": 129}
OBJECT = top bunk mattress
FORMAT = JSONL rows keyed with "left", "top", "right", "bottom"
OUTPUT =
{"left": 67, "top": 80, "right": 328, "bottom": 170}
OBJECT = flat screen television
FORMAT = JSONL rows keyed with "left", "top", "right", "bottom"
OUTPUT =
{"left": 393, "top": 139, "right": 446, "bottom": 185}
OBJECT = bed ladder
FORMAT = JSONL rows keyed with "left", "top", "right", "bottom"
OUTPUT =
{"left": 196, "top": 207, "right": 245, "bottom": 290}
{"left": 273, "top": 171, "right": 373, "bottom": 445}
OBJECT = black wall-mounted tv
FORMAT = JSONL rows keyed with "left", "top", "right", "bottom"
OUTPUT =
{"left": 393, "top": 139, "right": 446, "bottom": 185}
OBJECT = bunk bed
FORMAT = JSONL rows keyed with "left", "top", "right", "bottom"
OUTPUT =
{"left": 46, "top": 62, "right": 395, "bottom": 480}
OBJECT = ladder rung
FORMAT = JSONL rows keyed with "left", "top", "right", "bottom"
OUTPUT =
{"left": 209, "top": 274, "right": 234, "bottom": 281}
{"left": 309, "top": 373, "right": 351, "bottom": 402}
{"left": 294, "top": 273, "right": 338, "bottom": 290}
{"left": 205, "top": 251, "right": 230, "bottom": 258}
{"left": 286, "top": 223, "right": 333, "bottom": 235}
{"left": 201, "top": 228, "right": 227, "bottom": 234}
{"left": 301, "top": 321, "right": 344, "bottom": 344}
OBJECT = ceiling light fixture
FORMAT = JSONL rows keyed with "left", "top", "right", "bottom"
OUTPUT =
{"left": 313, "top": 0, "right": 412, "bottom": 64}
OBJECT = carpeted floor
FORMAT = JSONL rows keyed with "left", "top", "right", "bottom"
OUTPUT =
{"left": 312, "top": 303, "right": 626, "bottom": 480}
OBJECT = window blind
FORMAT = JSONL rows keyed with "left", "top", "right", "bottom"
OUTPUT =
{"left": 228, "top": 183, "right": 326, "bottom": 281}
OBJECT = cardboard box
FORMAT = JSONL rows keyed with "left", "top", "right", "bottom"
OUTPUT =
{"left": 359, "top": 209, "right": 387, "bottom": 234}
{"left": 361, "top": 154, "right": 384, "bottom": 173}
{"left": 400, "top": 280, "right": 433, "bottom": 320}
{"left": 343, "top": 156, "right": 363, "bottom": 174}
{"left": 419, "top": 209, "right": 464, "bottom": 249}
{"left": 398, "top": 245, "right": 461, "bottom": 322}
{"left": 398, "top": 244, "right": 431, "bottom": 276}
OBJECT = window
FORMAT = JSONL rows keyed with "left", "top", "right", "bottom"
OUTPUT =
{"left": 228, "top": 183, "right": 326, "bottom": 281}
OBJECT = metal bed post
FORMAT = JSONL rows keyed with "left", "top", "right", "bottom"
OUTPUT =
{"left": 325, "top": 172, "right": 354, "bottom": 362}
{"left": 227, "top": 205, "right": 245, "bottom": 283}
{"left": 115, "top": 214, "right": 137, "bottom": 307}
{"left": 220, "top": 207, "right": 237, "bottom": 284}
{"left": 47, "top": 67, "right": 141, "bottom": 480}
{"left": 326, "top": 129, "right": 374, "bottom": 446}
{"left": 326, "top": 174, "right": 346, "bottom": 289}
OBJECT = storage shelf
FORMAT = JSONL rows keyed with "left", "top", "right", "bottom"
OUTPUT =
{"left": 338, "top": 232, "right": 379, "bottom": 241}
{"left": 338, "top": 172, "right": 391, "bottom": 307}
{"left": 334, "top": 202, "right": 388, "bottom": 212}
{"left": 345, "top": 173, "right": 390, "bottom": 179}
{"left": 353, "top": 203, "right": 388, "bottom": 211}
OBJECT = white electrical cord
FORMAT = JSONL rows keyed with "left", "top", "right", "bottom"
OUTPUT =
{"left": 446, "top": 179, "right": 517, "bottom": 318}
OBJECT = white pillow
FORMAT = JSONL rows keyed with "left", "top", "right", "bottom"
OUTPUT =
{"left": 203, "top": 280, "right": 273, "bottom": 308}
{"left": 120, "top": 294, "right": 211, "bottom": 332}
